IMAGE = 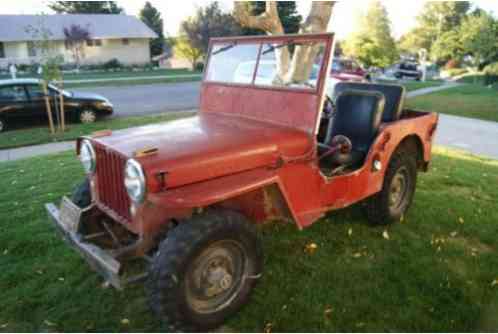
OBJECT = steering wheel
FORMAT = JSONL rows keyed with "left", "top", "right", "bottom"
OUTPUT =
{"left": 318, "top": 135, "right": 352, "bottom": 161}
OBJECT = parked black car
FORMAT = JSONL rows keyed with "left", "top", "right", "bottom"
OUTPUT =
{"left": 0, "top": 79, "right": 113, "bottom": 132}
{"left": 393, "top": 62, "right": 422, "bottom": 81}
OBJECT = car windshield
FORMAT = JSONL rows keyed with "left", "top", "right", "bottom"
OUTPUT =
{"left": 400, "top": 63, "right": 417, "bottom": 71}
{"left": 206, "top": 39, "right": 326, "bottom": 91}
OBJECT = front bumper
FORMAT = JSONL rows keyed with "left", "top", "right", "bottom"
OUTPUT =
{"left": 45, "top": 198, "right": 123, "bottom": 289}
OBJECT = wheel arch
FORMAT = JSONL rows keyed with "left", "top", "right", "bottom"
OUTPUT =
{"left": 392, "top": 134, "right": 427, "bottom": 171}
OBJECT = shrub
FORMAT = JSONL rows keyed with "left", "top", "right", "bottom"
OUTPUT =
{"left": 195, "top": 62, "right": 205, "bottom": 71}
{"left": 484, "top": 62, "right": 498, "bottom": 75}
{"left": 102, "top": 58, "right": 123, "bottom": 70}
{"left": 445, "top": 59, "right": 460, "bottom": 70}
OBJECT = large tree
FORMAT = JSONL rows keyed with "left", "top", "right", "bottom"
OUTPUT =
{"left": 48, "top": 1, "right": 123, "bottom": 14}
{"left": 180, "top": 2, "right": 241, "bottom": 55}
{"left": 233, "top": 1, "right": 335, "bottom": 84}
{"left": 398, "top": 1, "right": 470, "bottom": 57}
{"left": 343, "top": 1, "right": 397, "bottom": 68}
{"left": 139, "top": 2, "right": 165, "bottom": 57}
{"left": 63, "top": 24, "right": 91, "bottom": 69}
{"left": 173, "top": 37, "right": 203, "bottom": 70}
{"left": 459, "top": 11, "right": 498, "bottom": 69}
{"left": 241, "top": 1, "right": 302, "bottom": 35}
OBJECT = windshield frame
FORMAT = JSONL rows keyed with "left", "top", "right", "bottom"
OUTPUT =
{"left": 203, "top": 34, "right": 333, "bottom": 95}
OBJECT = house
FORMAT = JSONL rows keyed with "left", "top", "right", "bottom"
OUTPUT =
{"left": 0, "top": 14, "right": 157, "bottom": 69}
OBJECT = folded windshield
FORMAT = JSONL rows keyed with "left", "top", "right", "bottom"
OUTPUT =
{"left": 206, "top": 39, "right": 326, "bottom": 91}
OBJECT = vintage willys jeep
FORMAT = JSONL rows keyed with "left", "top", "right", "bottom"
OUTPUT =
{"left": 46, "top": 33, "right": 438, "bottom": 330}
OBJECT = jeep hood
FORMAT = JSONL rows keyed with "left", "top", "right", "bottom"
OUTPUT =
{"left": 92, "top": 113, "right": 312, "bottom": 189}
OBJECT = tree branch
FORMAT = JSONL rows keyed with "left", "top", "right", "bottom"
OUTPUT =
{"left": 233, "top": 1, "right": 283, "bottom": 34}
{"left": 300, "top": 1, "right": 336, "bottom": 33}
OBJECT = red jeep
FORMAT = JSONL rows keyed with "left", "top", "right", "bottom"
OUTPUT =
{"left": 46, "top": 33, "right": 438, "bottom": 330}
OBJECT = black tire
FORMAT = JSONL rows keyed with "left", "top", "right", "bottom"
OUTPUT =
{"left": 0, "top": 116, "right": 6, "bottom": 133}
{"left": 366, "top": 150, "right": 417, "bottom": 225}
{"left": 71, "top": 178, "right": 91, "bottom": 208}
{"left": 146, "top": 210, "right": 263, "bottom": 331}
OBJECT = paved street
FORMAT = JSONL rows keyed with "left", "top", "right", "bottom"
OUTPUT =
{"left": 88, "top": 81, "right": 201, "bottom": 117}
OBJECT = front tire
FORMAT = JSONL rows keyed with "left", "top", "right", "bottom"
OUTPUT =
{"left": 71, "top": 178, "right": 91, "bottom": 208}
{"left": 366, "top": 151, "right": 417, "bottom": 225}
{"left": 147, "top": 210, "right": 262, "bottom": 331}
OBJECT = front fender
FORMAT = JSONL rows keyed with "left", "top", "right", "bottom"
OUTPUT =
{"left": 148, "top": 168, "right": 279, "bottom": 209}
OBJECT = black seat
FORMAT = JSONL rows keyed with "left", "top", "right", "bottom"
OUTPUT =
{"left": 324, "top": 90, "right": 385, "bottom": 167}
{"left": 332, "top": 82, "right": 405, "bottom": 122}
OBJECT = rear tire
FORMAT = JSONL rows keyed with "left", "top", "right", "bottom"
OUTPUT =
{"left": 366, "top": 150, "right": 417, "bottom": 225}
{"left": 146, "top": 210, "right": 262, "bottom": 331}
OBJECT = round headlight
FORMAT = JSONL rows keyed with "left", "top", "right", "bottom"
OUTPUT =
{"left": 124, "top": 159, "right": 146, "bottom": 203}
{"left": 80, "top": 139, "right": 96, "bottom": 174}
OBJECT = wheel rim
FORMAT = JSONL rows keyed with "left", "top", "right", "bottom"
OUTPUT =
{"left": 0, "top": 119, "right": 4, "bottom": 132}
{"left": 185, "top": 240, "right": 247, "bottom": 314}
{"left": 80, "top": 110, "right": 96, "bottom": 123}
{"left": 389, "top": 166, "right": 409, "bottom": 210}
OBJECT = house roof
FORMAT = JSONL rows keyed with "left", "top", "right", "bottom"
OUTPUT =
{"left": 0, "top": 14, "right": 158, "bottom": 42}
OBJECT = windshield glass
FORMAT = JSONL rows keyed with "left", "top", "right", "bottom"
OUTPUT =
{"left": 206, "top": 39, "right": 326, "bottom": 91}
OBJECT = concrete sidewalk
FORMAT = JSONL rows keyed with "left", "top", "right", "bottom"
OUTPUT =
{"left": 406, "top": 82, "right": 461, "bottom": 98}
{"left": 0, "top": 141, "right": 75, "bottom": 162}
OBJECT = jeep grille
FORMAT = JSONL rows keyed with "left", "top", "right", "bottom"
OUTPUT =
{"left": 94, "top": 144, "right": 131, "bottom": 223}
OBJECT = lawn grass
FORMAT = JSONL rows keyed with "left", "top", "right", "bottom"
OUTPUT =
{"left": 0, "top": 147, "right": 497, "bottom": 332}
{"left": 63, "top": 75, "right": 202, "bottom": 89}
{"left": 0, "top": 68, "right": 200, "bottom": 81}
{"left": 375, "top": 79, "right": 443, "bottom": 92}
{"left": 0, "top": 112, "right": 195, "bottom": 150}
{"left": 0, "top": 69, "right": 203, "bottom": 89}
{"left": 402, "top": 80, "right": 443, "bottom": 92}
{"left": 407, "top": 84, "right": 498, "bottom": 123}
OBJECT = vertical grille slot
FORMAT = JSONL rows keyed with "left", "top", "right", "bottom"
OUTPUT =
{"left": 94, "top": 144, "right": 131, "bottom": 223}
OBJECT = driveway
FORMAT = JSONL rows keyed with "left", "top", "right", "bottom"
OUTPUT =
{"left": 86, "top": 81, "right": 201, "bottom": 117}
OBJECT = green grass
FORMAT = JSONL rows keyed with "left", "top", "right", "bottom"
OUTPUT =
{"left": 407, "top": 84, "right": 498, "bottom": 122}
{"left": 63, "top": 75, "right": 202, "bottom": 89}
{"left": 0, "top": 69, "right": 203, "bottom": 89}
{"left": 402, "top": 80, "right": 443, "bottom": 92}
{"left": 0, "top": 112, "right": 195, "bottom": 150}
{"left": 375, "top": 79, "right": 443, "bottom": 92}
{"left": 456, "top": 74, "right": 486, "bottom": 85}
{"left": 0, "top": 147, "right": 497, "bottom": 332}
{"left": 0, "top": 68, "right": 200, "bottom": 81}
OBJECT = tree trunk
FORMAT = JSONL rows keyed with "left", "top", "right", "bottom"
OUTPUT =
{"left": 59, "top": 80, "right": 65, "bottom": 131}
{"left": 233, "top": 1, "right": 336, "bottom": 84}
{"left": 42, "top": 81, "right": 55, "bottom": 135}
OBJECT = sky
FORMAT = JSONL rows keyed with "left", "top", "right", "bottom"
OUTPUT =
{"left": 1, "top": 0, "right": 498, "bottom": 40}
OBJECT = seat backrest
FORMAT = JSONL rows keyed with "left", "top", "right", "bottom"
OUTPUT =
{"left": 333, "top": 82, "right": 405, "bottom": 122}
{"left": 332, "top": 90, "right": 385, "bottom": 153}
